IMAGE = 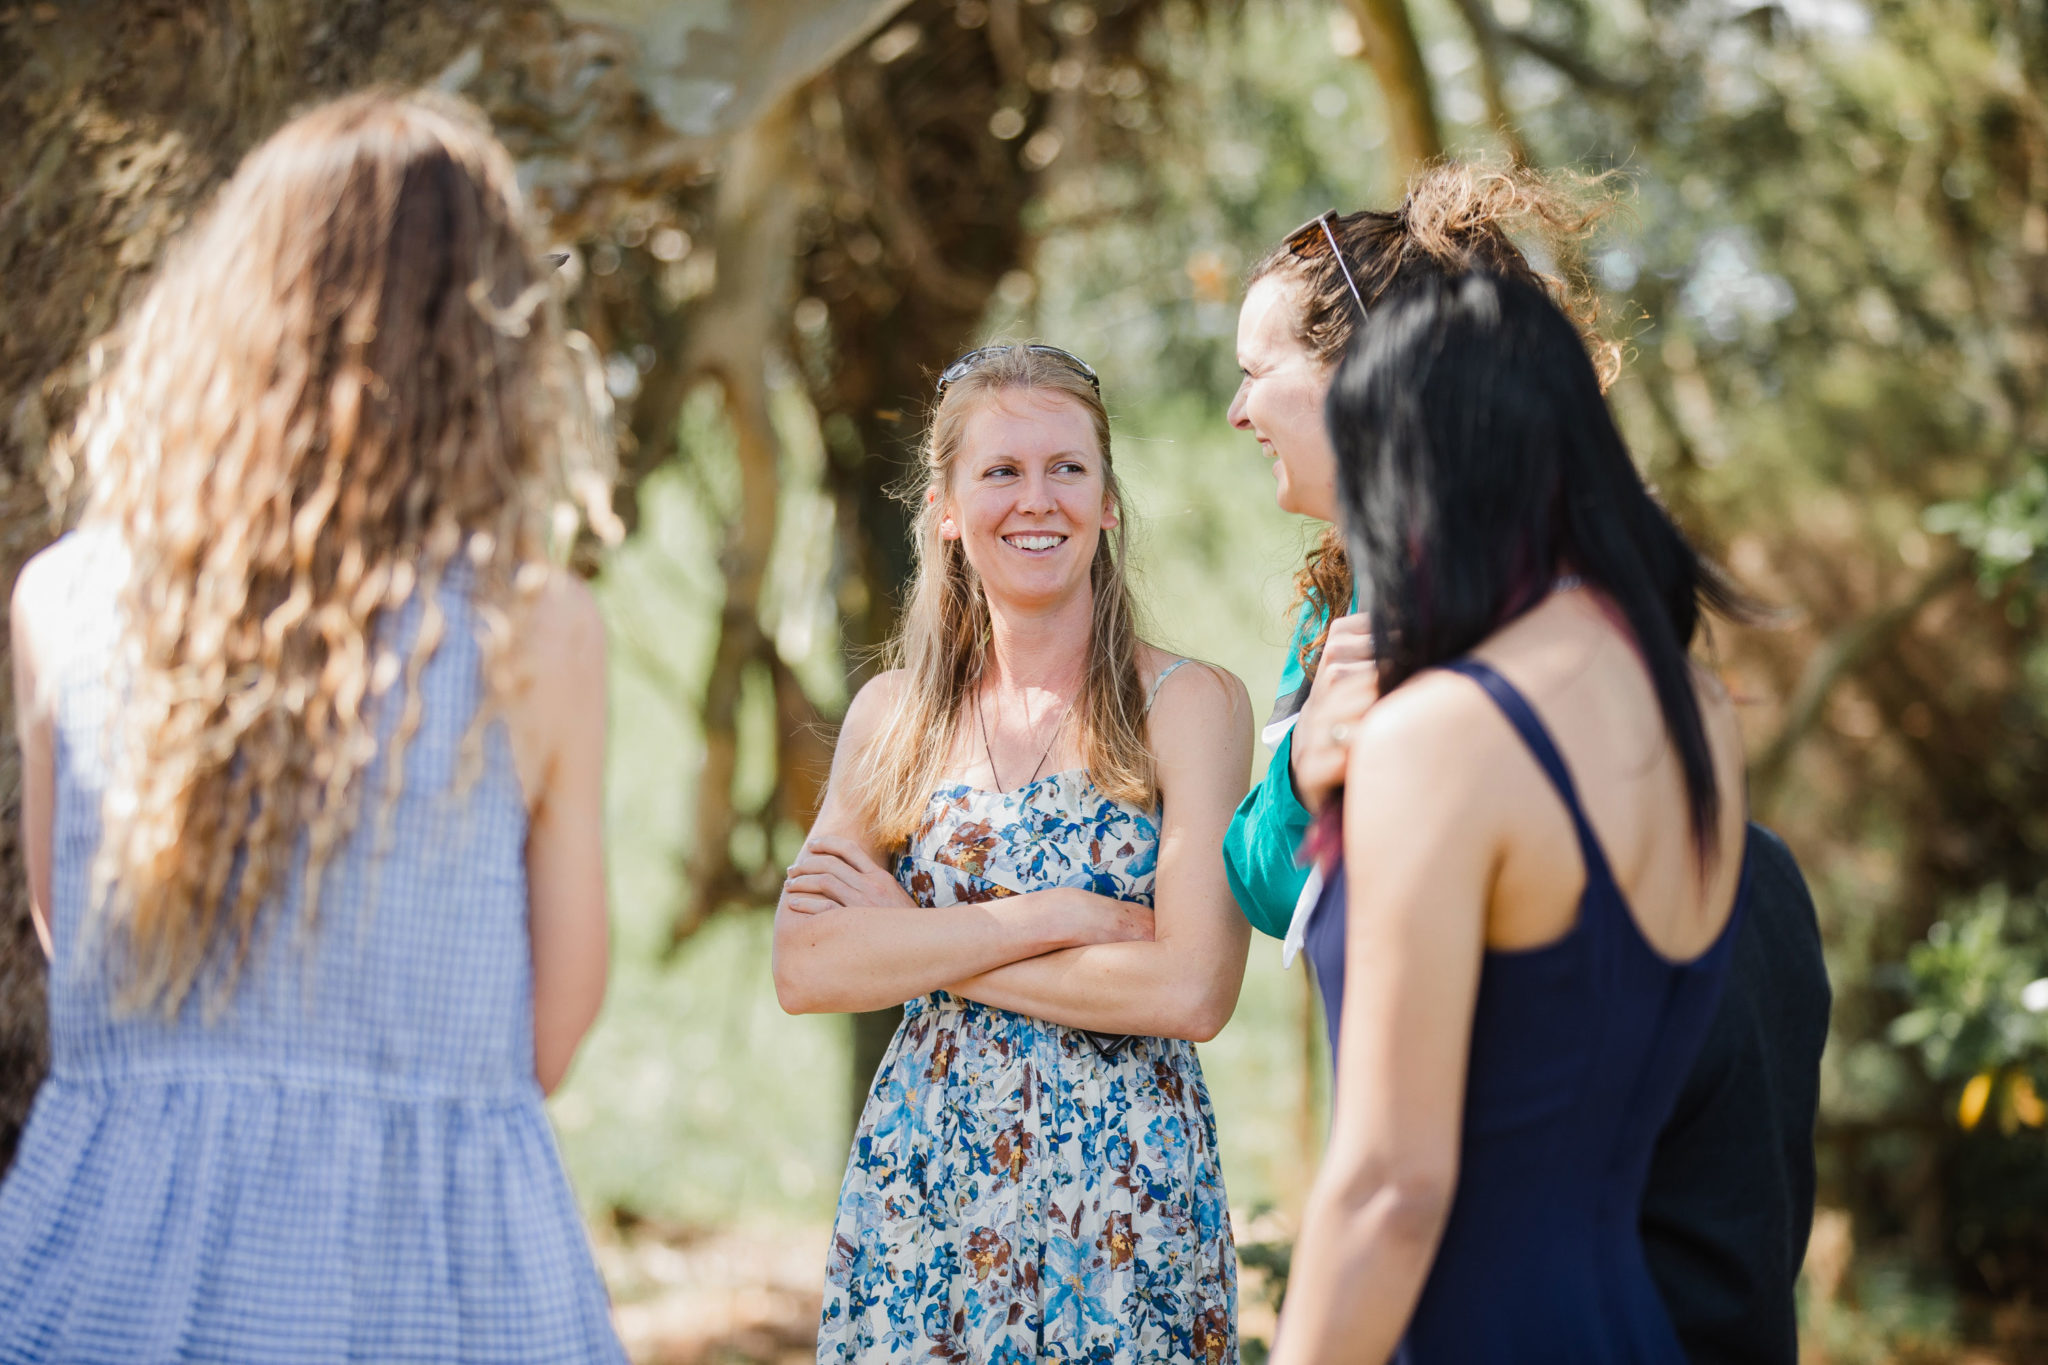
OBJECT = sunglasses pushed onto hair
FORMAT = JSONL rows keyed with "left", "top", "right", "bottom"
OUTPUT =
{"left": 1285, "top": 209, "right": 1369, "bottom": 320}
{"left": 936, "top": 343, "right": 1101, "bottom": 396}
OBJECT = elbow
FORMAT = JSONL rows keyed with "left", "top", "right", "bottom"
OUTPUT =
{"left": 533, "top": 974, "right": 606, "bottom": 1097}
{"left": 1162, "top": 982, "right": 1240, "bottom": 1043}
{"left": 1179, "top": 970, "right": 1246, "bottom": 1044}
{"left": 773, "top": 962, "right": 817, "bottom": 1015}
{"left": 772, "top": 942, "right": 832, "bottom": 1015}
{"left": 1381, "top": 1170, "right": 1457, "bottom": 1245}
{"left": 1332, "top": 1161, "right": 1457, "bottom": 1248}
{"left": 534, "top": 1020, "right": 591, "bottom": 1097}
{"left": 1177, "top": 995, "right": 1236, "bottom": 1044}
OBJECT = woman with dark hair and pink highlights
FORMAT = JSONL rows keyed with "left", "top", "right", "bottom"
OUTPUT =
{"left": 1272, "top": 270, "right": 1755, "bottom": 1363}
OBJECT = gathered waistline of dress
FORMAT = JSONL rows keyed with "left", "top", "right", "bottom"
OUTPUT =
{"left": 898, "top": 992, "right": 1193, "bottom": 1057}
{"left": 903, "top": 990, "right": 1047, "bottom": 1025}
{"left": 46, "top": 1060, "right": 543, "bottom": 1105}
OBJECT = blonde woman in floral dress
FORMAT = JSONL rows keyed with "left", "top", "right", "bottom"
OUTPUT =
{"left": 775, "top": 344, "right": 1254, "bottom": 1364}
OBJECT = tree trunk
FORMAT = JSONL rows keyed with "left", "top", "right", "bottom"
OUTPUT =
{"left": 1341, "top": 0, "right": 1444, "bottom": 178}
{"left": 793, "top": 0, "right": 1060, "bottom": 1125}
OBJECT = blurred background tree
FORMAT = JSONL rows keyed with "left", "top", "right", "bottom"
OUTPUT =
{"left": 4, "top": 0, "right": 2047, "bottom": 1360}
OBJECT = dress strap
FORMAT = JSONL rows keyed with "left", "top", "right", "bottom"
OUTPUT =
{"left": 1442, "top": 658, "right": 1615, "bottom": 889}
{"left": 1145, "top": 658, "right": 1195, "bottom": 713}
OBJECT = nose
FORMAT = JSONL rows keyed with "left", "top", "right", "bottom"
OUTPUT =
{"left": 1016, "top": 468, "right": 1057, "bottom": 514}
{"left": 1227, "top": 377, "right": 1251, "bottom": 431}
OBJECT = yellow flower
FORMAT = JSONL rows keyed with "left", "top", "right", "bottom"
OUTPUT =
{"left": 2011, "top": 1074, "right": 2046, "bottom": 1129}
{"left": 1959, "top": 1071, "right": 1994, "bottom": 1131}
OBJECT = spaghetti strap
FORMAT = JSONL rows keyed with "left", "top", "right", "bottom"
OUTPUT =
{"left": 1145, "top": 657, "right": 1194, "bottom": 713}
{"left": 1442, "top": 658, "right": 1615, "bottom": 889}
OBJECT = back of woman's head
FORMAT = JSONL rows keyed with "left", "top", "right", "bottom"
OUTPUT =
{"left": 848, "top": 344, "right": 1153, "bottom": 843}
{"left": 66, "top": 88, "right": 613, "bottom": 1016}
{"left": 1251, "top": 162, "right": 1621, "bottom": 657}
{"left": 1328, "top": 270, "right": 1742, "bottom": 859}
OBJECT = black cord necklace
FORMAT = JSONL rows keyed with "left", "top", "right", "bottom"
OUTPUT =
{"left": 976, "top": 681, "right": 1075, "bottom": 793}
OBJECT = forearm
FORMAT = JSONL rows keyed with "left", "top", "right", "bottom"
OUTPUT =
{"left": 1269, "top": 1162, "right": 1451, "bottom": 1365}
{"left": 950, "top": 931, "right": 1246, "bottom": 1041}
{"left": 1223, "top": 736, "right": 1313, "bottom": 939}
{"left": 773, "top": 893, "right": 1078, "bottom": 1015}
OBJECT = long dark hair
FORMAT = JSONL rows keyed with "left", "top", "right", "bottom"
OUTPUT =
{"left": 1327, "top": 271, "right": 1747, "bottom": 860}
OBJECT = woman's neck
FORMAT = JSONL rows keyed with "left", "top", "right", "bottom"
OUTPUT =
{"left": 982, "top": 588, "right": 1092, "bottom": 697}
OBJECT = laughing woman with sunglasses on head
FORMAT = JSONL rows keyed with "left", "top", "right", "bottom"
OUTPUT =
{"left": 1222, "top": 164, "right": 1618, "bottom": 958}
{"left": 774, "top": 345, "right": 1255, "bottom": 1365}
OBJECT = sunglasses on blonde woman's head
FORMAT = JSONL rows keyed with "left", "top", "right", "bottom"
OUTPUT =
{"left": 936, "top": 343, "right": 1101, "bottom": 396}
{"left": 1285, "top": 209, "right": 1369, "bottom": 320}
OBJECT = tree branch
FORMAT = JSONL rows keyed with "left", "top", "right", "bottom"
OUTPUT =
{"left": 1751, "top": 556, "right": 1973, "bottom": 803}
{"left": 1497, "top": 26, "right": 1647, "bottom": 104}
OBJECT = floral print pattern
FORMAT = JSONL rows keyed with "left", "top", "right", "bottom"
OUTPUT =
{"left": 817, "top": 770, "right": 1238, "bottom": 1364}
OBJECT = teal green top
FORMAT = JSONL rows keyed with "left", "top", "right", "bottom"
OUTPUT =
{"left": 1222, "top": 606, "right": 1323, "bottom": 940}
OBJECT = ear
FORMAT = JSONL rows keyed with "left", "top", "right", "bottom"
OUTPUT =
{"left": 928, "top": 486, "right": 962, "bottom": 540}
{"left": 1101, "top": 494, "right": 1119, "bottom": 530}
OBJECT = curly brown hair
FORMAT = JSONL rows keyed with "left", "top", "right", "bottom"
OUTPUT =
{"left": 62, "top": 89, "right": 617, "bottom": 1017}
{"left": 1248, "top": 161, "right": 1624, "bottom": 671}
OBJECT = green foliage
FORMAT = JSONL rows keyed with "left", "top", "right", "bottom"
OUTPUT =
{"left": 1926, "top": 464, "right": 2048, "bottom": 593}
{"left": 1890, "top": 883, "right": 2048, "bottom": 1310}
{"left": 1891, "top": 884, "right": 2048, "bottom": 1088}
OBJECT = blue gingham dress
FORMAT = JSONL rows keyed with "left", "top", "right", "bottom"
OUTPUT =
{"left": 0, "top": 530, "right": 626, "bottom": 1364}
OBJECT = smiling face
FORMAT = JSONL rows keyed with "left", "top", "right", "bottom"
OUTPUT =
{"left": 937, "top": 388, "right": 1114, "bottom": 614}
{"left": 1228, "top": 272, "right": 1341, "bottom": 522}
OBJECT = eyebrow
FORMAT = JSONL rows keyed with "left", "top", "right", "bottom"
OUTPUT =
{"left": 970, "top": 454, "right": 1089, "bottom": 470}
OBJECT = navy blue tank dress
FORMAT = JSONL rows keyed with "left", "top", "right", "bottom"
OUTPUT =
{"left": 1303, "top": 659, "right": 1750, "bottom": 1363}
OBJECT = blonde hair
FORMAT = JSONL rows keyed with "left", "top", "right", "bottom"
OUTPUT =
{"left": 62, "top": 89, "right": 615, "bottom": 1016}
{"left": 847, "top": 346, "right": 1152, "bottom": 845}
{"left": 1250, "top": 160, "right": 1624, "bottom": 669}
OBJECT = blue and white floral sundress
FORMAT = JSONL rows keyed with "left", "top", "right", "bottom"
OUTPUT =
{"left": 817, "top": 733, "right": 1238, "bottom": 1364}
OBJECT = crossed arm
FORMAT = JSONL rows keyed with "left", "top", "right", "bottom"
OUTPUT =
{"left": 772, "top": 664, "right": 1256, "bottom": 1042}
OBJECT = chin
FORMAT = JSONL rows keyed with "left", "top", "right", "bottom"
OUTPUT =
{"left": 986, "top": 572, "right": 1088, "bottom": 613}
{"left": 1276, "top": 483, "right": 1335, "bottom": 523}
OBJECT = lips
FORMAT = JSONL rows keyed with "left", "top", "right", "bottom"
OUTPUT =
{"left": 1003, "top": 533, "right": 1067, "bottom": 552}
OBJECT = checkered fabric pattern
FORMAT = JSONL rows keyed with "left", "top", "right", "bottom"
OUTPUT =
{"left": 0, "top": 532, "right": 626, "bottom": 1364}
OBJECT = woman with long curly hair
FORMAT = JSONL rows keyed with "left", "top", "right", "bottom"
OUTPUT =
{"left": 774, "top": 344, "right": 1254, "bottom": 1363}
{"left": 0, "top": 90, "right": 626, "bottom": 1361}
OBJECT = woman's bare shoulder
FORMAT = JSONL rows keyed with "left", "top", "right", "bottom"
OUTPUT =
{"left": 1140, "top": 648, "right": 1250, "bottom": 729}
{"left": 1350, "top": 667, "right": 1515, "bottom": 777}
{"left": 843, "top": 668, "right": 910, "bottom": 728}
